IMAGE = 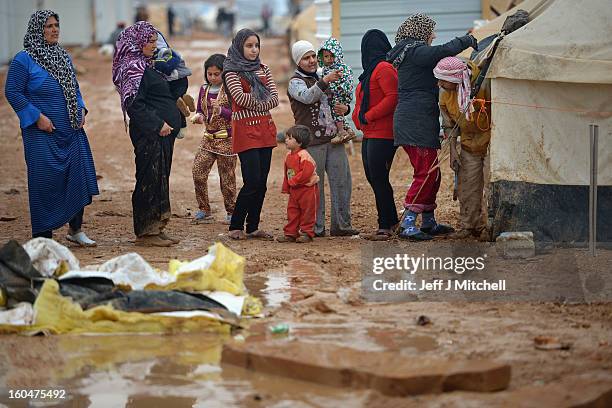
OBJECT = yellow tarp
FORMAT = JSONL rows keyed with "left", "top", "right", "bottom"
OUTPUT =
{"left": 0, "top": 280, "right": 230, "bottom": 335}
{"left": 157, "top": 243, "right": 245, "bottom": 295}
{"left": 0, "top": 242, "right": 255, "bottom": 334}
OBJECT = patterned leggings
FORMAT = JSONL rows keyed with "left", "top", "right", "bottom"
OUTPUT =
{"left": 192, "top": 149, "right": 237, "bottom": 215}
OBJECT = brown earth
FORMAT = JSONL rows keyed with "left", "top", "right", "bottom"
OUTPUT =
{"left": 0, "top": 33, "right": 611, "bottom": 406}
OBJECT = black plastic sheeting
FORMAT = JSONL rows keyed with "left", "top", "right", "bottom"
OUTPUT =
{"left": 0, "top": 240, "right": 231, "bottom": 317}
{"left": 488, "top": 181, "right": 612, "bottom": 245}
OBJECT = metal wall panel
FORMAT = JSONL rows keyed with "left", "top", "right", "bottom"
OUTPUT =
{"left": 339, "top": 0, "right": 481, "bottom": 80}
{"left": 314, "top": 0, "right": 332, "bottom": 44}
{"left": 0, "top": 1, "right": 37, "bottom": 65}
{"left": 42, "top": 0, "right": 93, "bottom": 46}
{"left": 94, "top": 0, "right": 133, "bottom": 44}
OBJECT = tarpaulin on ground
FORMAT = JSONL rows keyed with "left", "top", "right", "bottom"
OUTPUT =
{"left": 0, "top": 239, "right": 261, "bottom": 335}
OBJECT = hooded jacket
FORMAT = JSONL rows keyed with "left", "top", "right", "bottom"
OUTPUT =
{"left": 317, "top": 37, "right": 354, "bottom": 102}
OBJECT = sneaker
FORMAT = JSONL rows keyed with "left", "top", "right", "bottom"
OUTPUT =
{"left": 66, "top": 231, "right": 97, "bottom": 247}
{"left": 192, "top": 210, "right": 214, "bottom": 224}
{"left": 296, "top": 233, "right": 313, "bottom": 243}
{"left": 222, "top": 214, "right": 232, "bottom": 225}
{"left": 420, "top": 223, "right": 455, "bottom": 236}
{"left": 182, "top": 94, "right": 196, "bottom": 112}
{"left": 314, "top": 230, "right": 327, "bottom": 238}
{"left": 399, "top": 229, "right": 433, "bottom": 241}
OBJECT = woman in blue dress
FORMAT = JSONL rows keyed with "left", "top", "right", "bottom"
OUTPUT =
{"left": 4, "top": 10, "right": 99, "bottom": 245}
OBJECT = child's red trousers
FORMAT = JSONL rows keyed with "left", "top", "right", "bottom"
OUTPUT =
{"left": 284, "top": 185, "right": 319, "bottom": 238}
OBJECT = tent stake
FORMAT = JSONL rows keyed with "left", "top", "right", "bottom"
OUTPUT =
{"left": 589, "top": 124, "right": 598, "bottom": 257}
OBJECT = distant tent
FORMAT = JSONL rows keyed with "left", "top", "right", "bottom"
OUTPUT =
{"left": 478, "top": 0, "right": 612, "bottom": 244}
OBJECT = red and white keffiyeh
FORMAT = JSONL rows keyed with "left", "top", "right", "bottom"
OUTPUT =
{"left": 433, "top": 57, "right": 473, "bottom": 119}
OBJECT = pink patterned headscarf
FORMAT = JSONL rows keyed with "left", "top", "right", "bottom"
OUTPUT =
{"left": 112, "top": 21, "right": 157, "bottom": 115}
{"left": 433, "top": 57, "right": 473, "bottom": 119}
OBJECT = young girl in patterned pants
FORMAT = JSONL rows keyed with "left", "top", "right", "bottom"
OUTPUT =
{"left": 192, "top": 54, "right": 236, "bottom": 224}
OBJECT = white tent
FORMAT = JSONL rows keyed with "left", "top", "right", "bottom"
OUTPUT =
{"left": 482, "top": 0, "right": 612, "bottom": 244}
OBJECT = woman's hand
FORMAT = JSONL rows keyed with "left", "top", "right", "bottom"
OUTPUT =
{"left": 323, "top": 69, "right": 342, "bottom": 84}
{"left": 333, "top": 103, "right": 349, "bottom": 116}
{"left": 36, "top": 113, "right": 55, "bottom": 133}
{"left": 159, "top": 122, "right": 173, "bottom": 137}
{"left": 79, "top": 109, "right": 86, "bottom": 128}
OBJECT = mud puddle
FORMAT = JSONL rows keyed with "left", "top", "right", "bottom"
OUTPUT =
{"left": 0, "top": 333, "right": 363, "bottom": 407}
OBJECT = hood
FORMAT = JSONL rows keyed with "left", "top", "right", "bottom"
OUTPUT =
{"left": 317, "top": 37, "right": 344, "bottom": 68}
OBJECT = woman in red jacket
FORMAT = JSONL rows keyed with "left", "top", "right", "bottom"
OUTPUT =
{"left": 352, "top": 29, "right": 399, "bottom": 239}
{"left": 223, "top": 29, "right": 279, "bottom": 240}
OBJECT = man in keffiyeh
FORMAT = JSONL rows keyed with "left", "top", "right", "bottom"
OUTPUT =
{"left": 434, "top": 56, "right": 492, "bottom": 241}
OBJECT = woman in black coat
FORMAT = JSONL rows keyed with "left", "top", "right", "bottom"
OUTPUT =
{"left": 112, "top": 22, "right": 182, "bottom": 247}
{"left": 387, "top": 13, "right": 477, "bottom": 241}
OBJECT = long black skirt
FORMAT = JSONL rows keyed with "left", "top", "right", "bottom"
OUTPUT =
{"left": 129, "top": 128, "right": 176, "bottom": 237}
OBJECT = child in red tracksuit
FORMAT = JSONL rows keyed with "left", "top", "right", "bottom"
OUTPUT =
{"left": 277, "top": 125, "right": 320, "bottom": 243}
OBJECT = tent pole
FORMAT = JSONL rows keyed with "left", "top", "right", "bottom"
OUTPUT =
{"left": 589, "top": 124, "right": 598, "bottom": 257}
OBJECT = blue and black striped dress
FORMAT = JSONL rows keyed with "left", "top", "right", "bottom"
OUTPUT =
{"left": 4, "top": 51, "right": 99, "bottom": 235}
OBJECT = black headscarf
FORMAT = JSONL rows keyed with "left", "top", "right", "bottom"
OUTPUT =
{"left": 222, "top": 28, "right": 271, "bottom": 105}
{"left": 24, "top": 10, "right": 80, "bottom": 129}
{"left": 357, "top": 29, "right": 392, "bottom": 125}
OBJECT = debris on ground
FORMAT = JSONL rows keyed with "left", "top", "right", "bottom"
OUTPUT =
{"left": 534, "top": 336, "right": 573, "bottom": 351}
{"left": 0, "top": 239, "right": 261, "bottom": 335}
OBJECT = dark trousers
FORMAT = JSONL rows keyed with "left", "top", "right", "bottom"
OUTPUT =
{"left": 362, "top": 138, "right": 399, "bottom": 229}
{"left": 230, "top": 147, "right": 272, "bottom": 233}
{"left": 33, "top": 208, "right": 84, "bottom": 239}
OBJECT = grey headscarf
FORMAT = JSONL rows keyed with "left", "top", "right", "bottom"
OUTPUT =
{"left": 222, "top": 28, "right": 271, "bottom": 105}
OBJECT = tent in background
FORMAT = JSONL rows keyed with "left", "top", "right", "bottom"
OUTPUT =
{"left": 480, "top": 0, "right": 611, "bottom": 245}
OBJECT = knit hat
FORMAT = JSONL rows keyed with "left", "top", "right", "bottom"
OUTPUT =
{"left": 292, "top": 40, "right": 315, "bottom": 65}
{"left": 434, "top": 57, "right": 473, "bottom": 119}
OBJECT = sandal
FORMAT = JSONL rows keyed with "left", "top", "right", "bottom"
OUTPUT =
{"left": 246, "top": 230, "right": 274, "bottom": 240}
{"left": 361, "top": 229, "right": 393, "bottom": 241}
{"left": 227, "top": 230, "right": 247, "bottom": 240}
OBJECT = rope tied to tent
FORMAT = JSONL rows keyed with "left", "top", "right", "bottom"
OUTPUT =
{"left": 473, "top": 98, "right": 491, "bottom": 132}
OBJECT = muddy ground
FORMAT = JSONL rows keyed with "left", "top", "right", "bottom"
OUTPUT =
{"left": 0, "top": 33, "right": 611, "bottom": 407}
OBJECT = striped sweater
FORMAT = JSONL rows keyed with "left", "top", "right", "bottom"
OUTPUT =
{"left": 224, "top": 65, "right": 279, "bottom": 121}
{"left": 224, "top": 64, "right": 279, "bottom": 153}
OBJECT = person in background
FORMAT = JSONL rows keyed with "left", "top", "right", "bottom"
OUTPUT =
{"left": 434, "top": 56, "right": 491, "bottom": 241}
{"left": 261, "top": 3, "right": 272, "bottom": 36}
{"left": 352, "top": 29, "right": 399, "bottom": 241}
{"left": 191, "top": 54, "right": 237, "bottom": 225}
{"left": 288, "top": 40, "right": 359, "bottom": 237}
{"left": 108, "top": 21, "right": 126, "bottom": 50}
{"left": 112, "top": 21, "right": 182, "bottom": 247}
{"left": 277, "top": 125, "right": 320, "bottom": 243}
{"left": 4, "top": 10, "right": 99, "bottom": 245}
{"left": 167, "top": 6, "right": 175, "bottom": 37}
{"left": 223, "top": 29, "right": 279, "bottom": 240}
{"left": 387, "top": 13, "right": 477, "bottom": 241}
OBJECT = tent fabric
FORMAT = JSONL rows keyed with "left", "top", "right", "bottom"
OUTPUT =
{"left": 490, "top": 78, "right": 612, "bottom": 186}
{"left": 487, "top": 0, "right": 612, "bottom": 84}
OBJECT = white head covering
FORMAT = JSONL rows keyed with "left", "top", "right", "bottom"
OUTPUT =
{"left": 291, "top": 40, "right": 315, "bottom": 65}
